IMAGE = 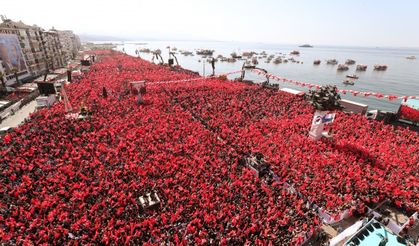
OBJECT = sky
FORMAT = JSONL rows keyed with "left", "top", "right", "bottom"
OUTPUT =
{"left": 1, "top": 0, "right": 419, "bottom": 47}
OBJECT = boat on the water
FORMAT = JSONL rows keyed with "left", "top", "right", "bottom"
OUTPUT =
{"left": 337, "top": 64, "right": 349, "bottom": 71}
{"left": 343, "top": 79, "right": 355, "bottom": 85}
{"left": 356, "top": 64, "right": 367, "bottom": 71}
{"left": 196, "top": 49, "right": 214, "bottom": 56}
{"left": 244, "top": 64, "right": 256, "bottom": 69}
{"left": 299, "top": 44, "right": 313, "bottom": 48}
{"left": 273, "top": 57, "right": 282, "bottom": 64}
{"left": 374, "top": 65, "right": 388, "bottom": 71}
{"left": 345, "top": 59, "right": 356, "bottom": 65}
{"left": 290, "top": 50, "right": 300, "bottom": 55}
{"left": 346, "top": 74, "right": 359, "bottom": 79}
{"left": 406, "top": 56, "right": 416, "bottom": 60}
{"left": 327, "top": 59, "right": 338, "bottom": 65}
{"left": 313, "top": 60, "right": 321, "bottom": 65}
{"left": 180, "top": 50, "right": 193, "bottom": 56}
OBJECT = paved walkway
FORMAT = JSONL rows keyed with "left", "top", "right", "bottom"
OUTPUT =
{"left": 0, "top": 100, "right": 37, "bottom": 129}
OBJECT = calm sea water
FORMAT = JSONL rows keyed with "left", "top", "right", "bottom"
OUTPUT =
{"left": 113, "top": 41, "right": 419, "bottom": 112}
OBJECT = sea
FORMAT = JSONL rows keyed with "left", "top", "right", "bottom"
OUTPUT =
{"left": 111, "top": 41, "right": 419, "bottom": 112}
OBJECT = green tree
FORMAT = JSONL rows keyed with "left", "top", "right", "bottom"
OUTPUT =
{"left": 307, "top": 85, "right": 343, "bottom": 111}
{"left": 0, "top": 71, "right": 7, "bottom": 94}
{"left": 11, "top": 67, "right": 20, "bottom": 85}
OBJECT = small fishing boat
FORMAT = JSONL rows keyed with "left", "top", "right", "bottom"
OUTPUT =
{"left": 313, "top": 60, "right": 321, "bottom": 65}
{"left": 337, "top": 64, "right": 349, "bottom": 71}
{"left": 346, "top": 74, "right": 359, "bottom": 79}
{"left": 244, "top": 65, "right": 256, "bottom": 69}
{"left": 406, "top": 56, "right": 416, "bottom": 60}
{"left": 327, "top": 59, "right": 338, "bottom": 65}
{"left": 299, "top": 44, "right": 313, "bottom": 48}
{"left": 374, "top": 65, "right": 388, "bottom": 71}
{"left": 273, "top": 58, "right": 282, "bottom": 64}
{"left": 345, "top": 59, "right": 356, "bottom": 65}
{"left": 343, "top": 79, "right": 355, "bottom": 85}
{"left": 290, "top": 50, "right": 300, "bottom": 55}
{"left": 196, "top": 49, "right": 214, "bottom": 56}
{"left": 356, "top": 64, "right": 367, "bottom": 71}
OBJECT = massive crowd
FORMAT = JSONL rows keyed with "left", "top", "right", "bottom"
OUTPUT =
{"left": 0, "top": 51, "right": 418, "bottom": 244}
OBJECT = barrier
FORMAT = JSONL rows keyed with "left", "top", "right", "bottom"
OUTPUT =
{"left": 250, "top": 69, "right": 418, "bottom": 101}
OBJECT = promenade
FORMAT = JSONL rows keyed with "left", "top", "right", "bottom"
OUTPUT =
{"left": 0, "top": 51, "right": 417, "bottom": 245}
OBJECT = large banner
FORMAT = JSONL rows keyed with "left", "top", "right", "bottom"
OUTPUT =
{"left": 0, "top": 34, "right": 27, "bottom": 74}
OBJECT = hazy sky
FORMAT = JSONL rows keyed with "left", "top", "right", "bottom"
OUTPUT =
{"left": 2, "top": 0, "right": 419, "bottom": 47}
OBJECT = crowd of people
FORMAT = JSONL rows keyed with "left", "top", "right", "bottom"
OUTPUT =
{"left": 399, "top": 104, "right": 419, "bottom": 122}
{"left": 0, "top": 51, "right": 417, "bottom": 244}
{"left": 172, "top": 79, "right": 418, "bottom": 215}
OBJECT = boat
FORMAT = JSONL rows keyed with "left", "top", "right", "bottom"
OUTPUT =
{"left": 343, "top": 79, "right": 355, "bottom": 85}
{"left": 346, "top": 74, "right": 359, "bottom": 79}
{"left": 196, "top": 49, "right": 214, "bottom": 56}
{"left": 181, "top": 51, "right": 193, "bottom": 56}
{"left": 337, "top": 64, "right": 349, "bottom": 71}
{"left": 273, "top": 58, "right": 282, "bottom": 64}
{"left": 139, "top": 48, "right": 151, "bottom": 53}
{"left": 374, "top": 65, "right": 388, "bottom": 71}
{"left": 230, "top": 52, "right": 242, "bottom": 59}
{"left": 345, "top": 59, "right": 356, "bottom": 65}
{"left": 406, "top": 55, "right": 416, "bottom": 60}
{"left": 356, "top": 64, "right": 367, "bottom": 71}
{"left": 242, "top": 51, "right": 257, "bottom": 57}
{"left": 313, "top": 60, "right": 321, "bottom": 65}
{"left": 244, "top": 64, "right": 256, "bottom": 69}
{"left": 290, "top": 50, "right": 300, "bottom": 55}
{"left": 327, "top": 59, "right": 338, "bottom": 65}
{"left": 299, "top": 44, "right": 313, "bottom": 48}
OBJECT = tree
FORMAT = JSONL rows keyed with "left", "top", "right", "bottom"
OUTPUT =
{"left": 307, "top": 85, "right": 343, "bottom": 140}
{"left": 11, "top": 67, "right": 20, "bottom": 85}
{"left": 307, "top": 85, "right": 343, "bottom": 111}
{"left": 0, "top": 71, "right": 7, "bottom": 94}
{"left": 44, "top": 57, "right": 54, "bottom": 72}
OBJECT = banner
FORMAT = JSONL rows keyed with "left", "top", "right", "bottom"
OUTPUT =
{"left": 309, "top": 110, "right": 328, "bottom": 140}
{"left": 250, "top": 69, "right": 418, "bottom": 101}
{"left": 322, "top": 113, "right": 336, "bottom": 124}
{"left": 0, "top": 34, "right": 27, "bottom": 74}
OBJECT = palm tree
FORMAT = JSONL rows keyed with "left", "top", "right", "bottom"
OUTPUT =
{"left": 11, "top": 67, "right": 20, "bottom": 85}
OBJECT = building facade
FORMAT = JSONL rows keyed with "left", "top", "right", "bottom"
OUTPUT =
{"left": 0, "top": 16, "right": 79, "bottom": 86}
{"left": 0, "top": 19, "right": 47, "bottom": 78}
{"left": 42, "top": 29, "right": 65, "bottom": 70}
{"left": 58, "top": 30, "right": 80, "bottom": 62}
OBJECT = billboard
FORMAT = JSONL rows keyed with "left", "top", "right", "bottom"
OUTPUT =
{"left": 0, "top": 34, "right": 27, "bottom": 74}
